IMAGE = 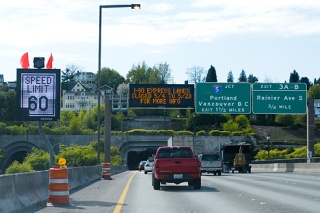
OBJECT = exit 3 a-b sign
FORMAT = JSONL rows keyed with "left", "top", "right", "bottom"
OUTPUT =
{"left": 16, "top": 69, "right": 61, "bottom": 121}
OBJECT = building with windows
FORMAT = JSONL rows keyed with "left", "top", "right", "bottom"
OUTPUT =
{"left": 73, "top": 71, "right": 96, "bottom": 91}
{"left": 61, "top": 81, "right": 98, "bottom": 113}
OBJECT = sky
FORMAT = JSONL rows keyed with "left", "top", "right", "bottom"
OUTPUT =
{"left": 1, "top": 0, "right": 320, "bottom": 84}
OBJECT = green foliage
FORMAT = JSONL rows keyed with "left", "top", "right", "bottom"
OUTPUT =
{"left": 223, "top": 120, "right": 239, "bottom": 132}
{"left": 294, "top": 114, "right": 306, "bottom": 127}
{"left": 6, "top": 125, "right": 25, "bottom": 135}
{"left": 205, "top": 65, "right": 218, "bottom": 82}
{"left": 126, "top": 129, "right": 176, "bottom": 135}
{"left": 238, "top": 69, "right": 247, "bottom": 82}
{"left": 24, "top": 148, "right": 50, "bottom": 170}
{"left": 227, "top": 71, "right": 234, "bottom": 82}
{"left": 0, "top": 122, "right": 8, "bottom": 134}
{"left": 5, "top": 161, "right": 35, "bottom": 174}
{"left": 111, "top": 155, "right": 122, "bottom": 166}
{"left": 286, "top": 146, "right": 307, "bottom": 158}
{"left": 60, "top": 111, "right": 77, "bottom": 127}
{"left": 175, "top": 130, "right": 193, "bottom": 136}
{"left": 69, "top": 117, "right": 82, "bottom": 134}
{"left": 58, "top": 144, "right": 97, "bottom": 167}
{"left": 300, "top": 77, "right": 311, "bottom": 90}
{"left": 0, "top": 148, "right": 6, "bottom": 161}
{"left": 308, "top": 85, "right": 320, "bottom": 98}
{"left": 289, "top": 70, "right": 300, "bottom": 83}
{"left": 61, "top": 64, "right": 77, "bottom": 91}
{"left": 231, "top": 131, "right": 243, "bottom": 136}
{"left": 235, "top": 115, "right": 250, "bottom": 130}
{"left": 247, "top": 74, "right": 259, "bottom": 83}
{"left": 220, "top": 131, "right": 231, "bottom": 136}
{"left": 110, "top": 146, "right": 122, "bottom": 166}
{"left": 26, "top": 124, "right": 39, "bottom": 135}
{"left": 254, "top": 150, "right": 268, "bottom": 160}
{"left": 275, "top": 114, "right": 295, "bottom": 127}
{"left": 254, "top": 144, "right": 320, "bottom": 160}
{"left": 196, "top": 130, "right": 206, "bottom": 136}
{"left": 126, "top": 61, "right": 154, "bottom": 84}
{"left": 96, "top": 67, "right": 125, "bottom": 91}
{"left": 209, "top": 130, "right": 220, "bottom": 136}
{"left": 0, "top": 91, "right": 16, "bottom": 121}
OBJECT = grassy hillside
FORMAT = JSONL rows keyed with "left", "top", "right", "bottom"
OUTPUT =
{"left": 252, "top": 125, "right": 320, "bottom": 144}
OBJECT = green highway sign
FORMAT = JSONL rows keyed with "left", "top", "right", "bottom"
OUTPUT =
{"left": 252, "top": 83, "right": 307, "bottom": 114}
{"left": 195, "top": 83, "right": 251, "bottom": 114}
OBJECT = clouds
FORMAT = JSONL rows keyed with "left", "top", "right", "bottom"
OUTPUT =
{"left": 1, "top": 0, "right": 320, "bottom": 83}
{"left": 2, "top": 0, "right": 320, "bottom": 48}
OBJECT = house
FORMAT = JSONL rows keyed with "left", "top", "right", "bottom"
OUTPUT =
{"left": 73, "top": 71, "right": 96, "bottom": 91}
{"left": 61, "top": 81, "right": 98, "bottom": 113}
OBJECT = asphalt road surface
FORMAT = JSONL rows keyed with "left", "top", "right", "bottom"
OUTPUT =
{"left": 30, "top": 171, "right": 320, "bottom": 213}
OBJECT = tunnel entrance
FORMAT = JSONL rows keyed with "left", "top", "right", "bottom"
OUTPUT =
{"left": 1, "top": 151, "right": 29, "bottom": 174}
{"left": 127, "top": 149, "right": 157, "bottom": 170}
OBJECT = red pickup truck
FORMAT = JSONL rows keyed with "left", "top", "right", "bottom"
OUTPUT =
{"left": 152, "top": 146, "right": 201, "bottom": 190}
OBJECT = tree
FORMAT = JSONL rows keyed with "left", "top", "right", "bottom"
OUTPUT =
{"left": 247, "top": 74, "right": 259, "bottom": 84}
{"left": 300, "top": 77, "right": 311, "bottom": 90}
{"left": 205, "top": 65, "right": 218, "bottom": 82}
{"left": 314, "top": 77, "right": 320, "bottom": 85}
{"left": 308, "top": 85, "right": 320, "bottom": 98}
{"left": 263, "top": 75, "right": 274, "bottom": 83}
{"left": 186, "top": 66, "right": 205, "bottom": 83}
{"left": 61, "top": 64, "right": 80, "bottom": 91}
{"left": 126, "top": 61, "right": 153, "bottom": 84}
{"left": 5, "top": 161, "right": 34, "bottom": 174}
{"left": 223, "top": 120, "right": 239, "bottom": 132}
{"left": 95, "top": 67, "right": 125, "bottom": 91}
{"left": 117, "top": 83, "right": 129, "bottom": 95}
{"left": 289, "top": 70, "right": 300, "bottom": 83}
{"left": 0, "top": 91, "right": 16, "bottom": 121}
{"left": 153, "top": 62, "right": 173, "bottom": 84}
{"left": 235, "top": 115, "right": 251, "bottom": 130}
{"left": 238, "top": 69, "right": 247, "bottom": 82}
{"left": 227, "top": 71, "right": 234, "bottom": 82}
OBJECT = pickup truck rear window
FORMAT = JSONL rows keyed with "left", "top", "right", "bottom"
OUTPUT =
{"left": 201, "top": 154, "right": 220, "bottom": 161}
{"left": 158, "top": 149, "right": 192, "bottom": 159}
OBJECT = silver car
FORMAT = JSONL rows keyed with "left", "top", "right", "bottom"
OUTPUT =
{"left": 144, "top": 159, "right": 154, "bottom": 174}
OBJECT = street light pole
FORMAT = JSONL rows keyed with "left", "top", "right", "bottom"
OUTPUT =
{"left": 97, "top": 4, "right": 141, "bottom": 165}
{"left": 267, "top": 136, "right": 271, "bottom": 158}
{"left": 193, "top": 113, "right": 196, "bottom": 152}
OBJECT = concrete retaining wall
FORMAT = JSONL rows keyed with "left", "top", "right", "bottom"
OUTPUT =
{"left": 251, "top": 163, "right": 320, "bottom": 173}
{"left": 0, "top": 165, "right": 126, "bottom": 213}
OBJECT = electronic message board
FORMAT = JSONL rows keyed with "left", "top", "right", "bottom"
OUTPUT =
{"left": 129, "top": 84, "right": 194, "bottom": 108}
{"left": 16, "top": 69, "right": 61, "bottom": 121}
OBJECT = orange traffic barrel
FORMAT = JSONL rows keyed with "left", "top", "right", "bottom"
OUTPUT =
{"left": 47, "top": 166, "right": 70, "bottom": 206}
{"left": 102, "top": 163, "right": 111, "bottom": 179}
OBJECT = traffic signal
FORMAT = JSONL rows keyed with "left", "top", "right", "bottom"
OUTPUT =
{"left": 33, "top": 57, "right": 45, "bottom": 69}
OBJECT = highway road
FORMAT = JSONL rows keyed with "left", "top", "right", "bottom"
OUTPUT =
{"left": 31, "top": 171, "right": 320, "bottom": 213}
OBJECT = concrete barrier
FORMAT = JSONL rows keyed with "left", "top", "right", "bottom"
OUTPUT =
{"left": 251, "top": 162, "right": 320, "bottom": 173}
{"left": 0, "top": 165, "right": 126, "bottom": 213}
{"left": 0, "top": 171, "right": 49, "bottom": 213}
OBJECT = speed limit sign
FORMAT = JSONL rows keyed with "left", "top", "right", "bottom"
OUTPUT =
{"left": 16, "top": 69, "right": 61, "bottom": 121}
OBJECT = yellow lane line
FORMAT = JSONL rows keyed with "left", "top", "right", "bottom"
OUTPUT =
{"left": 113, "top": 171, "right": 137, "bottom": 213}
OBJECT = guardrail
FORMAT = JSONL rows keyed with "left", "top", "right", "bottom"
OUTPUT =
{"left": 0, "top": 165, "right": 126, "bottom": 213}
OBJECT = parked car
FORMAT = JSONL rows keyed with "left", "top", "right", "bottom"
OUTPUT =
{"left": 144, "top": 158, "right": 154, "bottom": 174}
{"left": 138, "top": 161, "right": 147, "bottom": 171}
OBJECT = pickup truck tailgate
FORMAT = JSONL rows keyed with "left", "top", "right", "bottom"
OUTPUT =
{"left": 156, "top": 158, "right": 199, "bottom": 174}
